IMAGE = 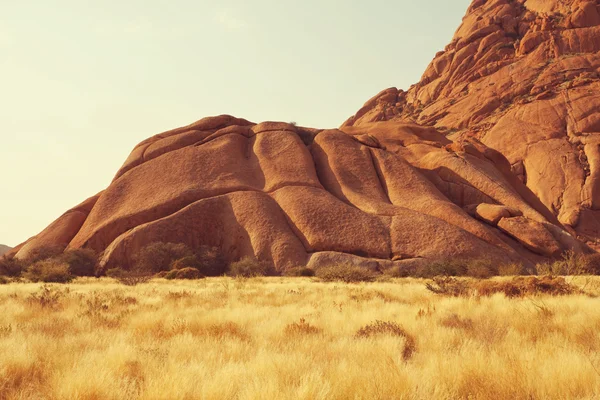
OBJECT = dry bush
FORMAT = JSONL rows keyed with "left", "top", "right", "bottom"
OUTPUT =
{"left": 315, "top": 265, "right": 377, "bottom": 283}
{"left": 165, "top": 267, "right": 203, "bottom": 280}
{"left": 427, "top": 276, "right": 578, "bottom": 298}
{"left": 59, "top": 249, "right": 97, "bottom": 276}
{"left": 536, "top": 251, "right": 600, "bottom": 276}
{"left": 476, "top": 276, "right": 577, "bottom": 297}
{"left": 170, "top": 255, "right": 201, "bottom": 271}
{"left": 498, "top": 262, "right": 526, "bottom": 276}
{"left": 425, "top": 277, "right": 471, "bottom": 296}
{"left": 134, "top": 242, "right": 193, "bottom": 273}
{"left": 107, "top": 268, "right": 152, "bottom": 286}
{"left": 194, "top": 245, "right": 227, "bottom": 276}
{"left": 0, "top": 257, "right": 24, "bottom": 277}
{"left": 170, "top": 246, "right": 227, "bottom": 277}
{"left": 355, "top": 321, "right": 416, "bottom": 360}
{"left": 25, "top": 259, "right": 74, "bottom": 283}
{"left": 284, "top": 266, "right": 316, "bottom": 277}
{"left": 389, "top": 258, "right": 495, "bottom": 278}
{"left": 284, "top": 318, "right": 322, "bottom": 335}
{"left": 27, "top": 285, "right": 64, "bottom": 309}
{"left": 22, "top": 245, "right": 64, "bottom": 265}
{"left": 227, "top": 256, "right": 273, "bottom": 277}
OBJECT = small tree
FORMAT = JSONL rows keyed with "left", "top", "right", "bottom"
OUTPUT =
{"left": 59, "top": 249, "right": 97, "bottom": 276}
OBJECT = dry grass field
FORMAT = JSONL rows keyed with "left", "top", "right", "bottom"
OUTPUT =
{"left": 1, "top": 276, "right": 600, "bottom": 400}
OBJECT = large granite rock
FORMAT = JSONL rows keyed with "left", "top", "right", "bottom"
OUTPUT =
{"left": 343, "top": 0, "right": 600, "bottom": 252}
{"left": 10, "top": 0, "right": 599, "bottom": 272}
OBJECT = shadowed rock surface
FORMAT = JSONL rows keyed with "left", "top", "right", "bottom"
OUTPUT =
{"left": 10, "top": 0, "right": 600, "bottom": 272}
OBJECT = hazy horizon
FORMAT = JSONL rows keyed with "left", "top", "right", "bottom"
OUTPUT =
{"left": 0, "top": 0, "right": 470, "bottom": 247}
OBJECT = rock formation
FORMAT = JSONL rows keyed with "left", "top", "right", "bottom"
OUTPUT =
{"left": 343, "top": 0, "right": 600, "bottom": 251}
{"left": 8, "top": 0, "right": 600, "bottom": 272}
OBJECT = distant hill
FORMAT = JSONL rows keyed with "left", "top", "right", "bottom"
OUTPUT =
{"left": 0, "top": 245, "right": 11, "bottom": 256}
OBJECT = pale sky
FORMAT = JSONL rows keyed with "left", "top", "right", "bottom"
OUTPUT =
{"left": 0, "top": 0, "right": 471, "bottom": 247}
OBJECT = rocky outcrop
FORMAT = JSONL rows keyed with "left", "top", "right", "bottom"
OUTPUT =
{"left": 343, "top": 0, "right": 600, "bottom": 251}
{"left": 9, "top": 0, "right": 599, "bottom": 272}
{"left": 11, "top": 114, "right": 591, "bottom": 272}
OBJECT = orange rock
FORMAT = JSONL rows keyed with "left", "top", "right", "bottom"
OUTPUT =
{"left": 12, "top": 0, "right": 599, "bottom": 272}
{"left": 344, "top": 0, "right": 600, "bottom": 253}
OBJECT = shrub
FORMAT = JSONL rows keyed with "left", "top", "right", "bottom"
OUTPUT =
{"left": 465, "top": 259, "right": 495, "bottom": 279}
{"left": 25, "top": 260, "right": 74, "bottom": 283}
{"left": 426, "top": 276, "right": 578, "bottom": 298}
{"left": 59, "top": 249, "right": 97, "bottom": 276}
{"left": 133, "top": 242, "right": 193, "bottom": 273}
{"left": 355, "top": 321, "right": 416, "bottom": 360}
{"left": 27, "top": 285, "right": 64, "bottom": 309}
{"left": 476, "top": 276, "right": 577, "bottom": 297}
{"left": 165, "top": 267, "right": 203, "bottom": 280}
{"left": 169, "top": 246, "right": 227, "bottom": 277}
{"left": 315, "top": 265, "right": 377, "bottom": 283}
{"left": 0, "top": 257, "right": 24, "bottom": 277}
{"left": 536, "top": 251, "right": 600, "bottom": 276}
{"left": 23, "top": 245, "right": 64, "bottom": 265}
{"left": 227, "top": 256, "right": 273, "bottom": 277}
{"left": 425, "top": 276, "right": 471, "bottom": 296}
{"left": 170, "top": 255, "right": 201, "bottom": 270}
{"left": 498, "top": 262, "right": 525, "bottom": 276}
{"left": 284, "top": 266, "right": 315, "bottom": 277}
{"left": 0, "top": 276, "right": 8, "bottom": 285}
{"left": 107, "top": 268, "right": 152, "bottom": 286}
{"left": 194, "top": 246, "right": 227, "bottom": 276}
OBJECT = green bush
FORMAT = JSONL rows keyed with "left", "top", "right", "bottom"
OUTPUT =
{"left": 59, "top": 249, "right": 97, "bottom": 276}
{"left": 25, "top": 260, "right": 74, "bottom": 283}
{"left": 0, "top": 257, "right": 24, "bottom": 277}
{"left": 315, "top": 265, "right": 377, "bottom": 283}
{"left": 133, "top": 242, "right": 193, "bottom": 273}
{"left": 227, "top": 256, "right": 273, "bottom": 277}
{"left": 284, "top": 266, "right": 315, "bottom": 277}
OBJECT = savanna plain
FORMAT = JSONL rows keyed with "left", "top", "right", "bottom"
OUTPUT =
{"left": 2, "top": 276, "right": 600, "bottom": 400}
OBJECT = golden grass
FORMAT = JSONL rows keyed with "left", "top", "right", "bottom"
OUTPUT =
{"left": 1, "top": 276, "right": 600, "bottom": 399}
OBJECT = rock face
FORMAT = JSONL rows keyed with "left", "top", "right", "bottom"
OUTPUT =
{"left": 343, "top": 0, "right": 600, "bottom": 252}
{"left": 0, "top": 245, "right": 11, "bottom": 257}
{"left": 10, "top": 0, "right": 600, "bottom": 272}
